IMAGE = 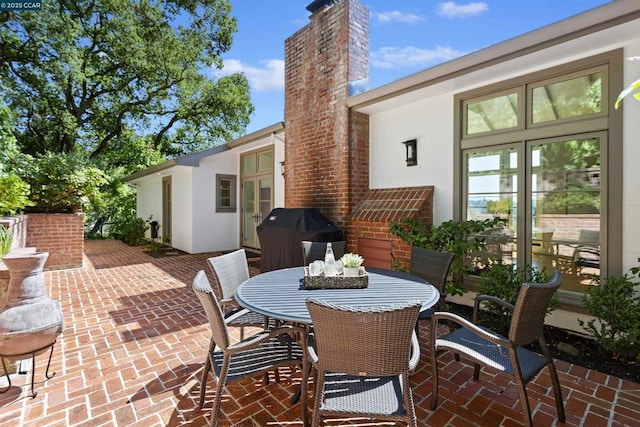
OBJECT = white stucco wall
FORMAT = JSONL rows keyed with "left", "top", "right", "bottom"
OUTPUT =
{"left": 169, "top": 167, "right": 194, "bottom": 253}
{"left": 621, "top": 38, "right": 640, "bottom": 272}
{"left": 130, "top": 132, "right": 284, "bottom": 254}
{"left": 369, "top": 93, "right": 454, "bottom": 226}
{"left": 192, "top": 150, "right": 239, "bottom": 253}
{"left": 190, "top": 137, "right": 284, "bottom": 254}
{"left": 366, "top": 19, "right": 640, "bottom": 272}
{"left": 135, "top": 176, "right": 163, "bottom": 238}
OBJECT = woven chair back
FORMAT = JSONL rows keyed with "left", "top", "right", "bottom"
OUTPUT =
{"left": 207, "top": 249, "right": 250, "bottom": 300}
{"left": 306, "top": 299, "right": 421, "bottom": 377}
{"left": 409, "top": 247, "right": 455, "bottom": 295}
{"left": 509, "top": 270, "right": 562, "bottom": 346}
{"left": 192, "top": 270, "right": 230, "bottom": 350}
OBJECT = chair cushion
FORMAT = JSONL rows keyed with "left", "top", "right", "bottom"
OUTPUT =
{"left": 435, "top": 327, "right": 550, "bottom": 383}
{"left": 212, "top": 333, "right": 303, "bottom": 381}
{"left": 224, "top": 306, "right": 266, "bottom": 327}
{"left": 417, "top": 307, "right": 435, "bottom": 320}
{"left": 320, "top": 373, "right": 406, "bottom": 416}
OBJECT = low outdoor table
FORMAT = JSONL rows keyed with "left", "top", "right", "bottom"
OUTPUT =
{"left": 235, "top": 266, "right": 440, "bottom": 324}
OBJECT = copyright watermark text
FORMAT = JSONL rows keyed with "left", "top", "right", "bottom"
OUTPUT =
{"left": 1, "top": 1, "right": 42, "bottom": 10}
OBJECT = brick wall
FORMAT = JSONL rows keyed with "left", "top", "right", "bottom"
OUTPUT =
{"left": 348, "top": 187, "right": 434, "bottom": 268}
{"left": 284, "top": 0, "right": 369, "bottom": 231}
{"left": 26, "top": 213, "right": 84, "bottom": 270}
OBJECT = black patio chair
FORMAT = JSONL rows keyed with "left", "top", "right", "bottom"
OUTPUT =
{"left": 409, "top": 246, "right": 455, "bottom": 334}
{"left": 430, "top": 270, "right": 565, "bottom": 427}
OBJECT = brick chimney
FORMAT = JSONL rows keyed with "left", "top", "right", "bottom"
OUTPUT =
{"left": 284, "top": 0, "right": 433, "bottom": 269}
{"left": 284, "top": 0, "right": 370, "bottom": 230}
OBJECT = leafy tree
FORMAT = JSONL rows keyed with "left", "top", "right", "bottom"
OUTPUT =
{"left": 0, "top": 0, "right": 253, "bottom": 159}
{"left": 0, "top": 100, "right": 33, "bottom": 214}
{"left": 1, "top": 1, "right": 253, "bottom": 228}
{"left": 9, "top": 151, "right": 108, "bottom": 213}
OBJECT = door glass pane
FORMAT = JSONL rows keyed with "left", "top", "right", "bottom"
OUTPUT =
{"left": 243, "top": 180, "right": 255, "bottom": 244}
{"left": 466, "top": 92, "right": 518, "bottom": 135}
{"left": 531, "top": 138, "right": 600, "bottom": 292}
{"left": 466, "top": 148, "right": 517, "bottom": 271}
{"left": 532, "top": 72, "right": 602, "bottom": 123}
{"left": 259, "top": 178, "right": 272, "bottom": 222}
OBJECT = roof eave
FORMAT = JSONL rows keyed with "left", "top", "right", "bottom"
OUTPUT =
{"left": 124, "top": 160, "right": 177, "bottom": 183}
{"left": 348, "top": 0, "right": 640, "bottom": 111}
{"left": 227, "top": 121, "right": 284, "bottom": 148}
{"left": 124, "top": 122, "right": 285, "bottom": 183}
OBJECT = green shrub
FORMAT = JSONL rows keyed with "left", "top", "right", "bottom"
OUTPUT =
{"left": 114, "top": 216, "right": 149, "bottom": 246}
{"left": 0, "top": 173, "right": 33, "bottom": 215}
{"left": 579, "top": 268, "right": 640, "bottom": 361}
{"left": 477, "top": 262, "right": 558, "bottom": 335}
{"left": 390, "top": 217, "right": 507, "bottom": 296}
{"left": 12, "top": 152, "right": 107, "bottom": 213}
{"left": 0, "top": 225, "right": 12, "bottom": 257}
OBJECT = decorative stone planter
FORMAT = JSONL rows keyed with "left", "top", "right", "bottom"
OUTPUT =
{"left": 343, "top": 267, "right": 361, "bottom": 277}
{"left": 0, "top": 251, "right": 63, "bottom": 397}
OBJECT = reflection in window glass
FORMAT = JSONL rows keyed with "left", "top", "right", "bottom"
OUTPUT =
{"left": 466, "top": 92, "right": 518, "bottom": 135}
{"left": 466, "top": 148, "right": 517, "bottom": 269}
{"left": 532, "top": 72, "right": 601, "bottom": 123}
{"left": 531, "top": 138, "right": 600, "bottom": 292}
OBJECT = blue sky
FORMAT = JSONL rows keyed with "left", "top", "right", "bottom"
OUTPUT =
{"left": 216, "top": 0, "right": 612, "bottom": 134}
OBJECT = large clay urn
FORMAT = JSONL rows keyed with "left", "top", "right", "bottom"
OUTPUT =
{"left": 0, "top": 252, "right": 63, "bottom": 359}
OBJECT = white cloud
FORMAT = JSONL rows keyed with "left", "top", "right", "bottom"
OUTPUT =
{"left": 376, "top": 11, "right": 425, "bottom": 24}
{"left": 371, "top": 45, "right": 466, "bottom": 69}
{"left": 437, "top": 2, "right": 488, "bottom": 18}
{"left": 218, "top": 59, "right": 284, "bottom": 92}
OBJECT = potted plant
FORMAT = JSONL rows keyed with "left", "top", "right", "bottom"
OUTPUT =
{"left": 340, "top": 253, "right": 364, "bottom": 277}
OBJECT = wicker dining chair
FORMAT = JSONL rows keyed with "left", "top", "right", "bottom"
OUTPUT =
{"left": 301, "top": 241, "right": 347, "bottom": 265}
{"left": 192, "top": 270, "right": 308, "bottom": 427}
{"left": 409, "top": 247, "right": 455, "bottom": 331}
{"left": 430, "top": 270, "right": 565, "bottom": 427}
{"left": 207, "top": 249, "right": 266, "bottom": 340}
{"left": 306, "top": 299, "right": 421, "bottom": 427}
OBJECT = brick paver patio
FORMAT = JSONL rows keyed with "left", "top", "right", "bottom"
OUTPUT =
{"left": 0, "top": 239, "right": 638, "bottom": 426}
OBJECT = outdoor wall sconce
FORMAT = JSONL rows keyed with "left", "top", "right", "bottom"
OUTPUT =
{"left": 402, "top": 139, "right": 417, "bottom": 166}
{"left": 280, "top": 161, "right": 285, "bottom": 177}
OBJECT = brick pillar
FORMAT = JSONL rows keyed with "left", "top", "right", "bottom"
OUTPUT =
{"left": 284, "top": 0, "right": 369, "bottom": 231}
{"left": 26, "top": 213, "right": 84, "bottom": 270}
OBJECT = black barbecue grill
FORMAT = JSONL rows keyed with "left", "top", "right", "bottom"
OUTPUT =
{"left": 256, "top": 208, "right": 343, "bottom": 272}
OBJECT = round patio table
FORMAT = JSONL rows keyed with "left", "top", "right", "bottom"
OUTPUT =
{"left": 235, "top": 267, "right": 439, "bottom": 324}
